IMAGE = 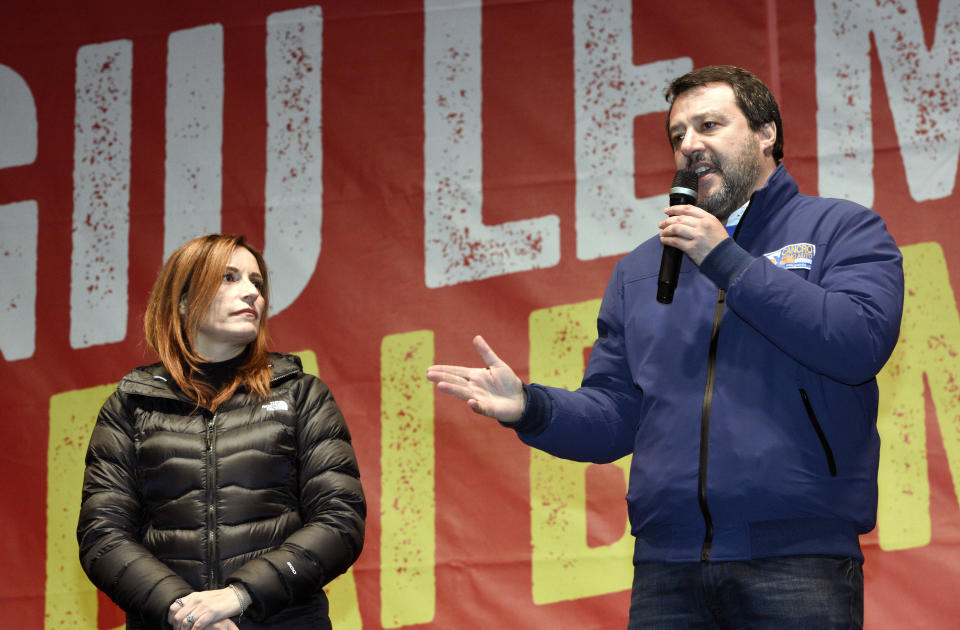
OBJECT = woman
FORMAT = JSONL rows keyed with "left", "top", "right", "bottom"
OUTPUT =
{"left": 77, "top": 234, "right": 365, "bottom": 630}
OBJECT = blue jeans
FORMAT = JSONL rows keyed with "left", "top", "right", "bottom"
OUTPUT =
{"left": 627, "top": 556, "right": 863, "bottom": 629}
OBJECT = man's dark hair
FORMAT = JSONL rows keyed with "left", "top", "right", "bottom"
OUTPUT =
{"left": 665, "top": 65, "right": 784, "bottom": 162}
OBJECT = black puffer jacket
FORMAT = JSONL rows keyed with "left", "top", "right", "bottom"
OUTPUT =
{"left": 77, "top": 353, "right": 365, "bottom": 629}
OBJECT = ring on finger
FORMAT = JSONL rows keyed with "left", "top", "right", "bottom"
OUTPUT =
{"left": 186, "top": 615, "right": 197, "bottom": 624}
{"left": 176, "top": 598, "right": 185, "bottom": 608}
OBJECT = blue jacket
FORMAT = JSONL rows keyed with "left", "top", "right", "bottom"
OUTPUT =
{"left": 513, "top": 164, "right": 904, "bottom": 563}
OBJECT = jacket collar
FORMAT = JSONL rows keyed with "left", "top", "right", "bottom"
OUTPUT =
{"left": 735, "top": 162, "right": 798, "bottom": 242}
{"left": 117, "top": 352, "right": 303, "bottom": 401}
{"left": 745, "top": 163, "right": 797, "bottom": 220}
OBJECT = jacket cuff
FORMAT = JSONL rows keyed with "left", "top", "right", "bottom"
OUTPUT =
{"left": 699, "top": 237, "right": 755, "bottom": 290}
{"left": 500, "top": 384, "right": 552, "bottom": 436}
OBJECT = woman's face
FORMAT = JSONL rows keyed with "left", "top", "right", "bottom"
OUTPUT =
{"left": 193, "top": 247, "right": 265, "bottom": 361}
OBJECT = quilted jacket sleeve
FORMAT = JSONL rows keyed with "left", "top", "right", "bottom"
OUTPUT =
{"left": 227, "top": 376, "right": 366, "bottom": 620}
{"left": 77, "top": 391, "right": 193, "bottom": 629}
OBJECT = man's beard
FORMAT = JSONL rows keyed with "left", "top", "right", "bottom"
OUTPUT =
{"left": 693, "top": 145, "right": 763, "bottom": 224}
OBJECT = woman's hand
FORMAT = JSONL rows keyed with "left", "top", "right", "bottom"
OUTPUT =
{"left": 167, "top": 588, "right": 242, "bottom": 630}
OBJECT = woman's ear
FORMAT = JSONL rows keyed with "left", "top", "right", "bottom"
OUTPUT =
{"left": 179, "top": 296, "right": 187, "bottom": 315}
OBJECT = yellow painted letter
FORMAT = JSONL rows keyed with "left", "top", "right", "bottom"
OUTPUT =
{"left": 46, "top": 384, "right": 122, "bottom": 630}
{"left": 296, "top": 350, "right": 363, "bottom": 629}
{"left": 877, "top": 243, "right": 960, "bottom": 550}
{"left": 528, "top": 300, "right": 633, "bottom": 604}
{"left": 380, "top": 331, "right": 436, "bottom": 626}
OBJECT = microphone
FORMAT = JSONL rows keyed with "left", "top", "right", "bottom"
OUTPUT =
{"left": 656, "top": 169, "right": 699, "bottom": 304}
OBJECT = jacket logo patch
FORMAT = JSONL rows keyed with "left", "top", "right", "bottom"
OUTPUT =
{"left": 764, "top": 242, "right": 816, "bottom": 270}
{"left": 262, "top": 400, "right": 289, "bottom": 412}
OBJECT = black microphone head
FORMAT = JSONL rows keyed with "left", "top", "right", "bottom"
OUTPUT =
{"left": 658, "top": 169, "right": 699, "bottom": 305}
{"left": 671, "top": 168, "right": 698, "bottom": 196}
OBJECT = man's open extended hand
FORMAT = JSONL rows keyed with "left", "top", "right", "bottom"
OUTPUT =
{"left": 426, "top": 335, "right": 525, "bottom": 423}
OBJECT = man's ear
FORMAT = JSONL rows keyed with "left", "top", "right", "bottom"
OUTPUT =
{"left": 758, "top": 121, "right": 776, "bottom": 155}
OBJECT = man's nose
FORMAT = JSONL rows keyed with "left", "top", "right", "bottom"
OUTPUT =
{"left": 679, "top": 129, "right": 703, "bottom": 157}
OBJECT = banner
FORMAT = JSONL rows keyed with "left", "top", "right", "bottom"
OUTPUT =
{"left": 2, "top": 1, "right": 958, "bottom": 627}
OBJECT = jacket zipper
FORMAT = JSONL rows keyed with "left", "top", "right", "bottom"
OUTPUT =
{"left": 799, "top": 388, "right": 838, "bottom": 476}
{"left": 202, "top": 368, "right": 290, "bottom": 589}
{"left": 698, "top": 289, "right": 726, "bottom": 561}
{"left": 205, "top": 412, "right": 219, "bottom": 588}
{"left": 696, "top": 200, "right": 754, "bottom": 562}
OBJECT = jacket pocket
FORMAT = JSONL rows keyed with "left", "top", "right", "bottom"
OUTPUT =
{"left": 799, "top": 388, "right": 838, "bottom": 477}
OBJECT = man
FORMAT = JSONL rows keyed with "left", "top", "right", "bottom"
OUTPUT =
{"left": 427, "top": 66, "right": 903, "bottom": 629}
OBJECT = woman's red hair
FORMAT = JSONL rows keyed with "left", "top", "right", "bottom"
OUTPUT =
{"left": 144, "top": 234, "right": 272, "bottom": 409}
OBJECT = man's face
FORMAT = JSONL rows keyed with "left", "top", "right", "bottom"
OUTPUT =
{"left": 667, "top": 83, "right": 775, "bottom": 222}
